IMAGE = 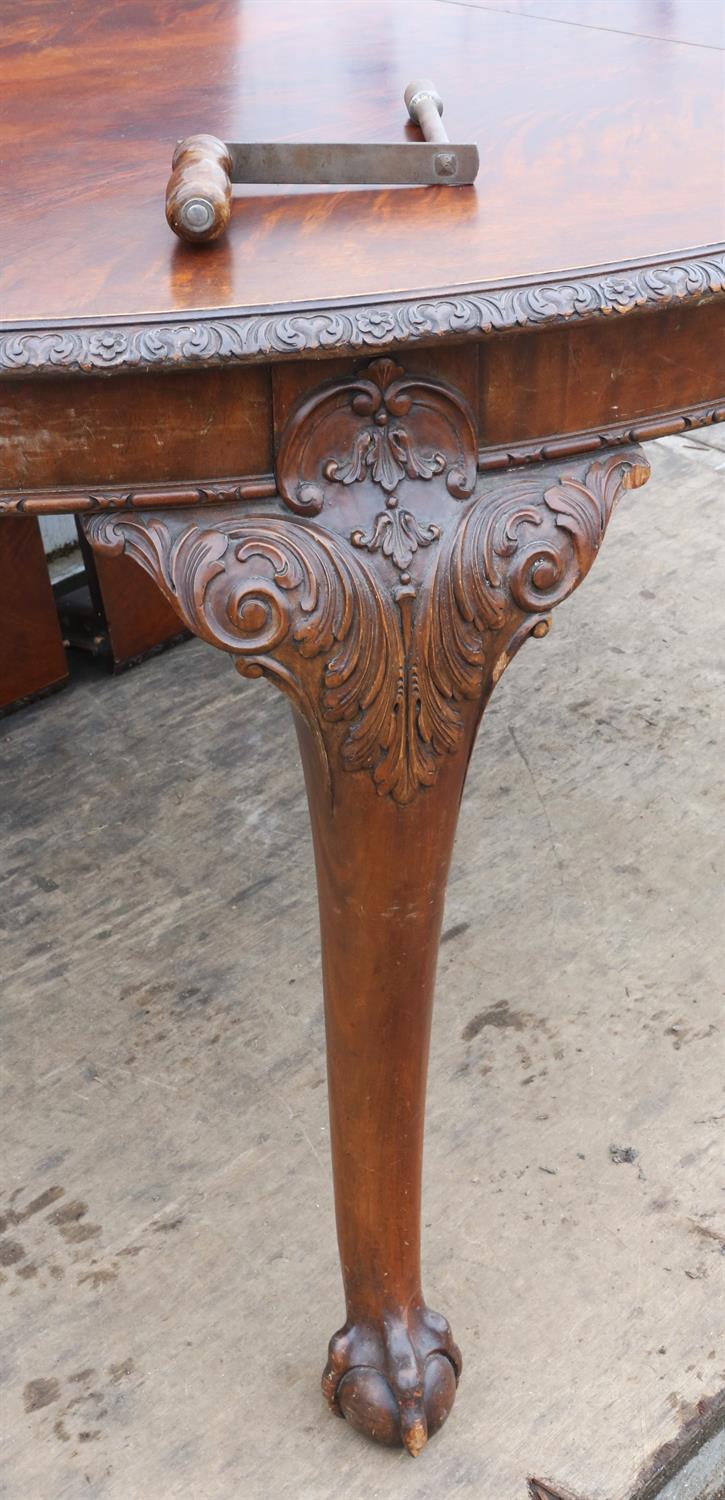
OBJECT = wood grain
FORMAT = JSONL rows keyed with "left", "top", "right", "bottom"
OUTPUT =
{"left": 0, "top": 518, "right": 68, "bottom": 710}
{"left": 1, "top": 0, "right": 723, "bottom": 335}
{"left": 0, "top": 366, "right": 274, "bottom": 494}
{"left": 477, "top": 302, "right": 725, "bottom": 452}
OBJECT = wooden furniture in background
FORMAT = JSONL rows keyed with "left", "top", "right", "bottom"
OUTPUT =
{"left": 68, "top": 524, "right": 188, "bottom": 670}
{"left": 0, "top": 0, "right": 723, "bottom": 1461}
{"left": 0, "top": 518, "right": 68, "bottom": 712}
{"left": 0, "top": 518, "right": 186, "bottom": 711}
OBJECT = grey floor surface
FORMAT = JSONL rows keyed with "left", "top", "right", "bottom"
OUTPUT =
{"left": 1, "top": 436, "right": 723, "bottom": 1500}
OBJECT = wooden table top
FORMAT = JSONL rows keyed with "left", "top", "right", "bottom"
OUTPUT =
{"left": 1, "top": 0, "right": 723, "bottom": 375}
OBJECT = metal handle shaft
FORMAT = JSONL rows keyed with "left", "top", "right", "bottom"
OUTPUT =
{"left": 404, "top": 80, "right": 448, "bottom": 144}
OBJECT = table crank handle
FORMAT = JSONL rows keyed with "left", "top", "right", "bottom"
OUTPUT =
{"left": 165, "top": 134, "right": 232, "bottom": 244}
{"left": 166, "top": 81, "right": 454, "bottom": 244}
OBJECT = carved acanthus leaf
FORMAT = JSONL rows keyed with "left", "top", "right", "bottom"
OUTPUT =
{"left": 276, "top": 357, "right": 477, "bottom": 514}
{"left": 85, "top": 452, "right": 646, "bottom": 805}
{"left": 351, "top": 505, "right": 440, "bottom": 573}
{"left": 410, "top": 454, "right": 631, "bottom": 773}
{"left": 325, "top": 423, "right": 446, "bottom": 493}
{"left": 86, "top": 510, "right": 402, "bottom": 795}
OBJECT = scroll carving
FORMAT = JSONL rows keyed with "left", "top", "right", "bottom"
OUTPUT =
{"left": 86, "top": 449, "right": 648, "bottom": 806}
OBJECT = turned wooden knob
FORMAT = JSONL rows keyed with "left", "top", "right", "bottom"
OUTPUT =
{"left": 165, "top": 134, "right": 232, "bottom": 243}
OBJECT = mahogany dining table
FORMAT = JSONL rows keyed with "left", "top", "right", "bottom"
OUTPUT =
{"left": 1, "top": 0, "right": 723, "bottom": 1460}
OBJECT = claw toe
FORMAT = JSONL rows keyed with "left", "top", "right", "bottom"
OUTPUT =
{"left": 402, "top": 1416, "right": 428, "bottom": 1457}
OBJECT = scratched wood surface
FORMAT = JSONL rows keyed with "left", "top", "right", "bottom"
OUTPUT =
{"left": 0, "top": 0, "right": 723, "bottom": 325}
{"left": 1, "top": 437, "right": 723, "bottom": 1500}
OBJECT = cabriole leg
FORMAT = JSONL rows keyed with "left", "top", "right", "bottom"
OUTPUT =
{"left": 296, "top": 710, "right": 466, "bottom": 1455}
{"left": 84, "top": 357, "right": 649, "bottom": 1454}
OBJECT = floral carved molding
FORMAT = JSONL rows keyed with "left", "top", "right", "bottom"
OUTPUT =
{"left": 3, "top": 251, "right": 723, "bottom": 377}
{"left": 85, "top": 362, "right": 649, "bottom": 803}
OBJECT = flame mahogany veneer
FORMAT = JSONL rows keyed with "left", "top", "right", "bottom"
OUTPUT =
{"left": 1, "top": 0, "right": 723, "bottom": 1462}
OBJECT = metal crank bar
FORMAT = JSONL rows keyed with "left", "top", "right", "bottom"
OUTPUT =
{"left": 165, "top": 80, "right": 479, "bottom": 243}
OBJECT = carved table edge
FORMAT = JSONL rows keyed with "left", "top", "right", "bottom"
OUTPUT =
{"left": 0, "top": 475, "right": 277, "bottom": 517}
{"left": 477, "top": 398, "right": 725, "bottom": 472}
{"left": 0, "top": 246, "right": 722, "bottom": 380}
{"left": 2, "top": 403, "right": 722, "bottom": 516}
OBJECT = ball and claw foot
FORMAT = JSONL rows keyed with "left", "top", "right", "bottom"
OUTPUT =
{"left": 322, "top": 1301, "right": 462, "bottom": 1456}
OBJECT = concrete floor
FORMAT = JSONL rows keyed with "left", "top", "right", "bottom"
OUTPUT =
{"left": 1, "top": 435, "right": 723, "bottom": 1500}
